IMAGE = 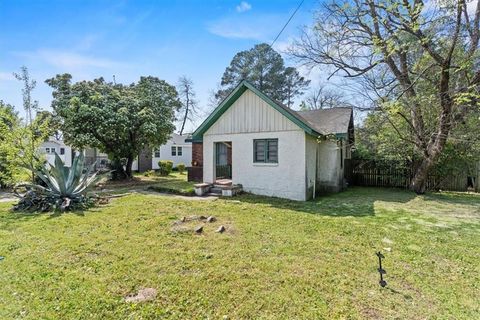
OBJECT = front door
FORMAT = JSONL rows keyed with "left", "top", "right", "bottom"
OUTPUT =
{"left": 215, "top": 142, "right": 231, "bottom": 179}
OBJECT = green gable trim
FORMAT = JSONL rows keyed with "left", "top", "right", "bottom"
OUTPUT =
{"left": 191, "top": 80, "right": 319, "bottom": 141}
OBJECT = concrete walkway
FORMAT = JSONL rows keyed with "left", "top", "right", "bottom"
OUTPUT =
{"left": 0, "top": 192, "right": 16, "bottom": 203}
{"left": 0, "top": 189, "right": 219, "bottom": 204}
{"left": 109, "top": 189, "right": 219, "bottom": 201}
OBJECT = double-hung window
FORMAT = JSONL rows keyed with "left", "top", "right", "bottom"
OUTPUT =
{"left": 170, "top": 146, "right": 183, "bottom": 156}
{"left": 254, "top": 139, "right": 278, "bottom": 163}
{"left": 60, "top": 148, "right": 65, "bottom": 155}
{"left": 153, "top": 148, "right": 161, "bottom": 158}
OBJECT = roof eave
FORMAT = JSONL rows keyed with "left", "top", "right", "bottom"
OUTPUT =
{"left": 191, "top": 80, "right": 322, "bottom": 141}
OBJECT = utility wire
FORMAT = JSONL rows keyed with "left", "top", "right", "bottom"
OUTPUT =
{"left": 270, "top": 0, "right": 305, "bottom": 47}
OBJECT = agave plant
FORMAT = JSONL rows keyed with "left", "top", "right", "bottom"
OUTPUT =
{"left": 13, "top": 153, "right": 103, "bottom": 212}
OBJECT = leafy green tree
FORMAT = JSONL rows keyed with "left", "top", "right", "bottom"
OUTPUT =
{"left": 46, "top": 74, "right": 181, "bottom": 179}
{"left": 13, "top": 66, "right": 51, "bottom": 183}
{"left": 281, "top": 67, "right": 310, "bottom": 108}
{"left": 0, "top": 101, "right": 20, "bottom": 188}
{"left": 216, "top": 43, "right": 309, "bottom": 106}
{"left": 356, "top": 104, "right": 480, "bottom": 180}
{"left": 293, "top": 0, "right": 480, "bottom": 193}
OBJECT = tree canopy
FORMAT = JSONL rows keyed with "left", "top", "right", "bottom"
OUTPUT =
{"left": 46, "top": 74, "right": 181, "bottom": 179}
{"left": 0, "top": 101, "right": 20, "bottom": 187}
{"left": 292, "top": 0, "right": 480, "bottom": 193}
{"left": 216, "top": 43, "right": 310, "bottom": 107}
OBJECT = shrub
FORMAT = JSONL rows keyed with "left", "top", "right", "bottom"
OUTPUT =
{"left": 177, "top": 163, "right": 186, "bottom": 174}
{"left": 13, "top": 153, "right": 103, "bottom": 212}
{"left": 143, "top": 170, "right": 155, "bottom": 177}
{"left": 158, "top": 160, "right": 173, "bottom": 176}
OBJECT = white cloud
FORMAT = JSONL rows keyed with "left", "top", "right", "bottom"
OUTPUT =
{"left": 236, "top": 1, "right": 252, "bottom": 13}
{"left": 0, "top": 72, "right": 15, "bottom": 81}
{"left": 206, "top": 13, "right": 284, "bottom": 40}
{"left": 467, "top": 0, "right": 478, "bottom": 15}
{"left": 15, "top": 49, "right": 122, "bottom": 69}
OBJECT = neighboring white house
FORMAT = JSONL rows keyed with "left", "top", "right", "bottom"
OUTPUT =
{"left": 190, "top": 80, "right": 354, "bottom": 201}
{"left": 39, "top": 139, "right": 73, "bottom": 167}
{"left": 39, "top": 134, "right": 192, "bottom": 172}
{"left": 132, "top": 133, "right": 192, "bottom": 172}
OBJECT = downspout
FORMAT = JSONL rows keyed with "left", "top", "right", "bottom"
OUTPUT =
{"left": 313, "top": 144, "right": 318, "bottom": 199}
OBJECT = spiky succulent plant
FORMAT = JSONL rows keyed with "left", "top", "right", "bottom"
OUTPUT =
{"left": 13, "top": 153, "right": 103, "bottom": 212}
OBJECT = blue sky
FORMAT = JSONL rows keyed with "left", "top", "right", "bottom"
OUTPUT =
{"left": 0, "top": 0, "right": 323, "bottom": 132}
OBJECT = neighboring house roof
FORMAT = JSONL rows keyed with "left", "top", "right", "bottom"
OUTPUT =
{"left": 41, "top": 139, "right": 68, "bottom": 147}
{"left": 169, "top": 133, "right": 192, "bottom": 145}
{"left": 192, "top": 80, "right": 353, "bottom": 141}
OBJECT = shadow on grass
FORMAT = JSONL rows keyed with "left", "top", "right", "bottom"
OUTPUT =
{"left": 2, "top": 203, "right": 107, "bottom": 222}
{"left": 232, "top": 187, "right": 417, "bottom": 217}
{"left": 422, "top": 191, "right": 480, "bottom": 207}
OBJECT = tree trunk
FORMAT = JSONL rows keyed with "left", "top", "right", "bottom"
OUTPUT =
{"left": 110, "top": 157, "right": 127, "bottom": 180}
{"left": 180, "top": 102, "right": 188, "bottom": 135}
{"left": 410, "top": 158, "right": 433, "bottom": 194}
{"left": 125, "top": 156, "right": 134, "bottom": 178}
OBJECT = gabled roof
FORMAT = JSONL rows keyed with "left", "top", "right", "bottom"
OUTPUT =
{"left": 297, "top": 108, "right": 353, "bottom": 137}
{"left": 192, "top": 80, "right": 352, "bottom": 141}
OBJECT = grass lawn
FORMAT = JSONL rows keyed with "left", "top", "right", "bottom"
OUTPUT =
{"left": 0, "top": 186, "right": 479, "bottom": 319}
{"left": 96, "top": 172, "right": 195, "bottom": 196}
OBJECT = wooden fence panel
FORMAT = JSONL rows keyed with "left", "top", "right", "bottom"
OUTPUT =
{"left": 345, "top": 159, "right": 472, "bottom": 192}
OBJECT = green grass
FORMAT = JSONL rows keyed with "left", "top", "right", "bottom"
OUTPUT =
{"left": 0, "top": 188, "right": 479, "bottom": 319}
{"left": 97, "top": 172, "right": 195, "bottom": 196}
{"left": 145, "top": 173, "right": 195, "bottom": 195}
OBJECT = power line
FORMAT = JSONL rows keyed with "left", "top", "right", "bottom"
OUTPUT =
{"left": 270, "top": 0, "right": 305, "bottom": 47}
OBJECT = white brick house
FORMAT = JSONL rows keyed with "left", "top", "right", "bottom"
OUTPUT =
{"left": 190, "top": 80, "right": 354, "bottom": 201}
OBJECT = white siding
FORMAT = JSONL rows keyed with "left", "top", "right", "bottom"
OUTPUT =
{"left": 40, "top": 141, "right": 72, "bottom": 167}
{"left": 131, "top": 133, "right": 192, "bottom": 171}
{"left": 204, "top": 89, "right": 307, "bottom": 201}
{"left": 305, "top": 136, "right": 345, "bottom": 197}
{"left": 317, "top": 140, "right": 344, "bottom": 193}
{"left": 152, "top": 143, "right": 192, "bottom": 169}
{"left": 207, "top": 89, "right": 299, "bottom": 135}
{"left": 203, "top": 131, "right": 307, "bottom": 201}
{"left": 305, "top": 135, "right": 318, "bottom": 199}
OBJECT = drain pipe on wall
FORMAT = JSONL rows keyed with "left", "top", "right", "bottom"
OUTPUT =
{"left": 313, "top": 145, "right": 319, "bottom": 199}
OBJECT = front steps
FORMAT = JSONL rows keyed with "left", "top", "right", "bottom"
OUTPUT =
{"left": 194, "top": 182, "right": 242, "bottom": 197}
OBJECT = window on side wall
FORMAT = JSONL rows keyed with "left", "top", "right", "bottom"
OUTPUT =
{"left": 60, "top": 148, "right": 65, "bottom": 155}
{"left": 45, "top": 147, "right": 50, "bottom": 154}
{"left": 51, "top": 147, "right": 56, "bottom": 154}
{"left": 154, "top": 148, "right": 160, "bottom": 158}
{"left": 171, "top": 146, "right": 176, "bottom": 156}
{"left": 177, "top": 146, "right": 183, "bottom": 156}
{"left": 253, "top": 139, "right": 278, "bottom": 163}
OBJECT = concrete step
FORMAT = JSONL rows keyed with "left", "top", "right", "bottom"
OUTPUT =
{"left": 210, "top": 187, "right": 223, "bottom": 194}
{"left": 213, "top": 184, "right": 232, "bottom": 189}
{"left": 215, "top": 179, "right": 232, "bottom": 186}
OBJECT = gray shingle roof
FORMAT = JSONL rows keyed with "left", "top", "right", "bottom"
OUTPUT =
{"left": 295, "top": 108, "right": 352, "bottom": 135}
